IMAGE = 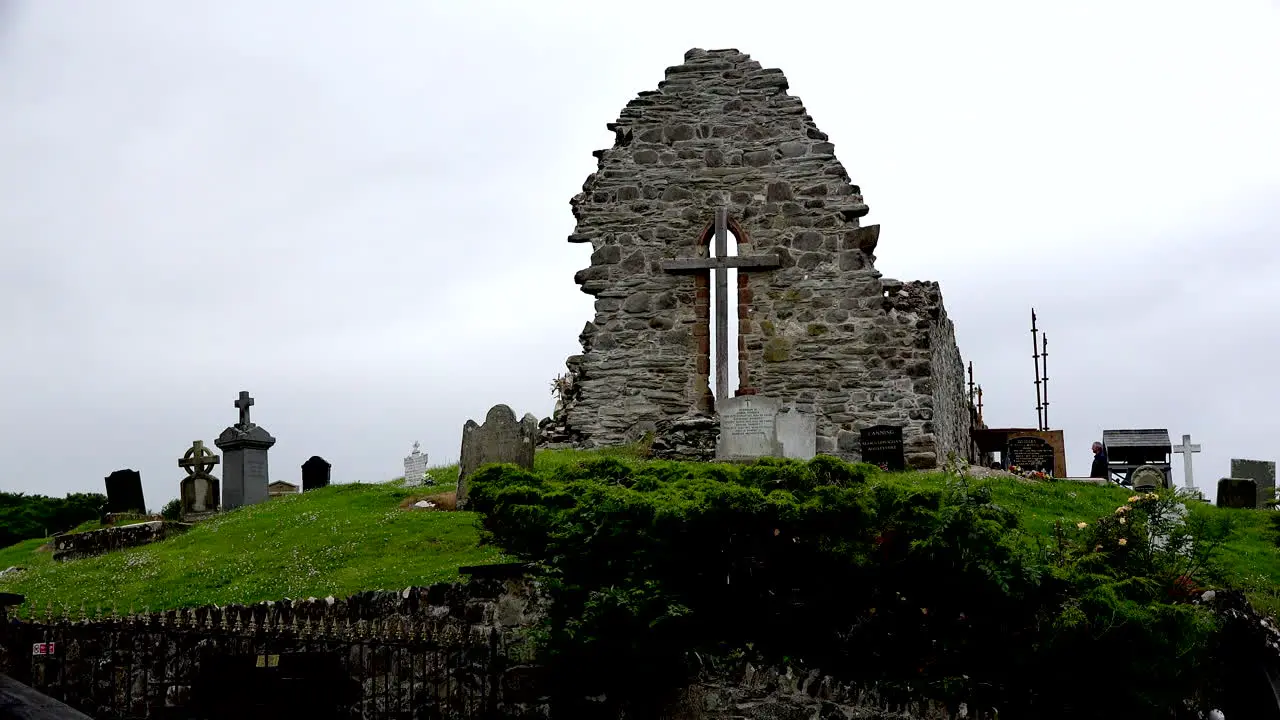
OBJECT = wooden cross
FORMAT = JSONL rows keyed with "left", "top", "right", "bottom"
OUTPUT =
{"left": 235, "top": 391, "right": 254, "bottom": 427}
{"left": 661, "top": 209, "right": 780, "bottom": 403}
{"left": 1171, "top": 433, "right": 1202, "bottom": 490}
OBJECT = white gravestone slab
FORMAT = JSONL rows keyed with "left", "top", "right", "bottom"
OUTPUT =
{"left": 717, "top": 395, "right": 782, "bottom": 459}
{"left": 403, "top": 442, "right": 430, "bottom": 487}
{"left": 775, "top": 408, "right": 817, "bottom": 460}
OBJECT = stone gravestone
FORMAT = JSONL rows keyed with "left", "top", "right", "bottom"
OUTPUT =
{"left": 859, "top": 425, "right": 905, "bottom": 471}
{"left": 178, "top": 440, "right": 221, "bottom": 519}
{"left": 403, "top": 442, "right": 430, "bottom": 487}
{"left": 1130, "top": 465, "right": 1167, "bottom": 492}
{"left": 1217, "top": 478, "right": 1258, "bottom": 509}
{"left": 214, "top": 391, "right": 276, "bottom": 511}
{"left": 717, "top": 396, "right": 782, "bottom": 460}
{"left": 104, "top": 469, "right": 146, "bottom": 515}
{"left": 1230, "top": 459, "right": 1276, "bottom": 509}
{"left": 457, "top": 405, "right": 538, "bottom": 508}
{"left": 1006, "top": 436, "right": 1056, "bottom": 475}
{"left": 775, "top": 407, "right": 817, "bottom": 460}
{"left": 301, "top": 456, "right": 331, "bottom": 491}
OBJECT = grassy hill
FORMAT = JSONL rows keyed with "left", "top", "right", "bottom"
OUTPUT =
{"left": 0, "top": 466, "right": 498, "bottom": 613}
{"left": 1, "top": 450, "right": 1277, "bottom": 617}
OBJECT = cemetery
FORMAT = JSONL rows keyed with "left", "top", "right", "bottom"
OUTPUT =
{"left": 1, "top": 47, "right": 1278, "bottom": 719}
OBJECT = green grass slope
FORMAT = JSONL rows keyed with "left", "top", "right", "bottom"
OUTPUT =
{"left": 0, "top": 472, "right": 501, "bottom": 613}
{"left": 2, "top": 450, "right": 1276, "bottom": 617}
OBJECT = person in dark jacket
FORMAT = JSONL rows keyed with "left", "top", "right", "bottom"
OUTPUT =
{"left": 1090, "top": 442, "right": 1109, "bottom": 479}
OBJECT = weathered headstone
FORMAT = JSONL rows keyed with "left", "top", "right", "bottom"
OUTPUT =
{"left": 859, "top": 425, "right": 905, "bottom": 471}
{"left": 301, "top": 456, "right": 331, "bottom": 491}
{"left": 458, "top": 405, "right": 538, "bottom": 507}
{"left": 775, "top": 407, "right": 817, "bottom": 460}
{"left": 104, "top": 469, "right": 146, "bottom": 514}
{"left": 403, "top": 442, "right": 430, "bottom": 487}
{"left": 716, "top": 396, "right": 782, "bottom": 460}
{"left": 178, "top": 440, "right": 220, "bottom": 518}
{"left": 1216, "top": 478, "right": 1258, "bottom": 509}
{"left": 214, "top": 391, "right": 276, "bottom": 511}
{"left": 1230, "top": 459, "right": 1276, "bottom": 509}
{"left": 1006, "top": 436, "right": 1055, "bottom": 475}
{"left": 1130, "top": 464, "right": 1167, "bottom": 491}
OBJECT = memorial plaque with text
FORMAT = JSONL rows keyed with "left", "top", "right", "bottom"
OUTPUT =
{"left": 859, "top": 425, "right": 905, "bottom": 471}
{"left": 716, "top": 396, "right": 782, "bottom": 460}
{"left": 1006, "top": 436, "right": 1055, "bottom": 474}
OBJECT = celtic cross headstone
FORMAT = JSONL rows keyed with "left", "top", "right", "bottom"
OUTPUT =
{"left": 179, "top": 440, "right": 221, "bottom": 518}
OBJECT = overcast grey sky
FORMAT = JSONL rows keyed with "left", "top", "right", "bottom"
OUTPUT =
{"left": 2, "top": 1, "right": 1278, "bottom": 507}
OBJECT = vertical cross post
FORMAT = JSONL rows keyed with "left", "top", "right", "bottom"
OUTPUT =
{"left": 1171, "top": 433, "right": 1202, "bottom": 490}
{"left": 660, "top": 210, "right": 780, "bottom": 408}
{"left": 1031, "top": 309, "right": 1043, "bottom": 430}
{"left": 1040, "top": 334, "right": 1049, "bottom": 430}
{"left": 712, "top": 208, "right": 730, "bottom": 403}
{"left": 235, "top": 391, "right": 255, "bottom": 427}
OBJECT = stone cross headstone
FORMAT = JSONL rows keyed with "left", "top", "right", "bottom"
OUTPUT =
{"left": 178, "top": 440, "right": 221, "bottom": 517}
{"left": 1230, "top": 458, "right": 1276, "bottom": 509}
{"left": 104, "top": 469, "right": 146, "bottom": 515}
{"left": 403, "top": 442, "right": 430, "bottom": 487}
{"left": 214, "top": 390, "right": 276, "bottom": 511}
{"left": 661, "top": 208, "right": 782, "bottom": 402}
{"left": 1216, "top": 477, "right": 1258, "bottom": 509}
{"left": 1130, "top": 464, "right": 1167, "bottom": 492}
{"left": 1171, "top": 434, "right": 1202, "bottom": 490}
{"left": 1006, "top": 436, "right": 1055, "bottom": 475}
{"left": 301, "top": 456, "right": 331, "bottom": 491}
{"left": 716, "top": 395, "right": 782, "bottom": 460}
{"left": 859, "top": 425, "right": 905, "bottom": 471}
{"left": 458, "top": 405, "right": 538, "bottom": 507}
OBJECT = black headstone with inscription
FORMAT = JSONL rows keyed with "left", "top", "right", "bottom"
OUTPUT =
{"left": 859, "top": 425, "right": 905, "bottom": 471}
{"left": 301, "top": 456, "right": 331, "bottom": 491}
{"left": 1006, "top": 436, "right": 1055, "bottom": 474}
{"left": 1217, "top": 478, "right": 1258, "bottom": 509}
{"left": 104, "top": 469, "right": 146, "bottom": 514}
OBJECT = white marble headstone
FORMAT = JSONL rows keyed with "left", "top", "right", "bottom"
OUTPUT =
{"left": 403, "top": 442, "right": 430, "bottom": 487}
{"left": 716, "top": 396, "right": 782, "bottom": 460}
{"left": 775, "top": 408, "right": 817, "bottom": 460}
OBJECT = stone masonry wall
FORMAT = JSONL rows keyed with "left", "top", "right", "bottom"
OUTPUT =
{"left": 560, "top": 47, "right": 974, "bottom": 467}
{"left": 51, "top": 520, "right": 189, "bottom": 562}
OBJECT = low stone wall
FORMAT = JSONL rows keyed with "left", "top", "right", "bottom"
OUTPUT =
{"left": 51, "top": 520, "right": 189, "bottom": 562}
{"left": 673, "top": 662, "right": 987, "bottom": 719}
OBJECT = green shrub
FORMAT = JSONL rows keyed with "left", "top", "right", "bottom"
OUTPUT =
{"left": 160, "top": 499, "right": 183, "bottom": 521}
{"left": 468, "top": 457, "right": 1235, "bottom": 716}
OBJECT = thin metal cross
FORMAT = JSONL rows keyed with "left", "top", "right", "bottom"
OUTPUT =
{"left": 235, "top": 391, "right": 254, "bottom": 427}
{"left": 1171, "top": 433, "right": 1202, "bottom": 490}
{"left": 661, "top": 208, "right": 780, "bottom": 403}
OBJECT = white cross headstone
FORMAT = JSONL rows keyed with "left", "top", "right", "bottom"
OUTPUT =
{"left": 403, "top": 441, "right": 430, "bottom": 487}
{"left": 1171, "top": 433, "right": 1201, "bottom": 490}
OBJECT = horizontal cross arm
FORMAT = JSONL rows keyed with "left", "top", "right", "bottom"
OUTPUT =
{"left": 661, "top": 257, "right": 720, "bottom": 273}
{"left": 724, "top": 253, "right": 781, "bottom": 270}
{"left": 660, "top": 253, "right": 781, "bottom": 273}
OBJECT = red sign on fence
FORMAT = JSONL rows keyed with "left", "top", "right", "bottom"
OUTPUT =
{"left": 31, "top": 642, "right": 55, "bottom": 656}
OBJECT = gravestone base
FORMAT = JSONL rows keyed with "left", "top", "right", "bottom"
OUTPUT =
{"left": 181, "top": 510, "right": 220, "bottom": 523}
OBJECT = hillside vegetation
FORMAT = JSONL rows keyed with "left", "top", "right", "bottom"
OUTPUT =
{"left": 2, "top": 451, "right": 1276, "bottom": 617}
{"left": 0, "top": 491, "right": 107, "bottom": 548}
{"left": 468, "top": 452, "right": 1280, "bottom": 717}
{"left": 0, "top": 467, "right": 496, "bottom": 612}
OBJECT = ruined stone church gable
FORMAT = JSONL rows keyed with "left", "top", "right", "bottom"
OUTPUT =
{"left": 560, "top": 47, "right": 973, "bottom": 466}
